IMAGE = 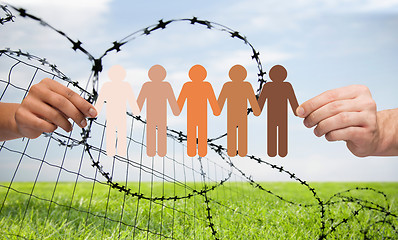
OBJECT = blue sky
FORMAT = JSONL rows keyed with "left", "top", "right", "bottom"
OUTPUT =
{"left": 1, "top": 0, "right": 398, "bottom": 181}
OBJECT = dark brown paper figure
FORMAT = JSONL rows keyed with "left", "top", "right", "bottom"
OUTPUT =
{"left": 218, "top": 65, "right": 261, "bottom": 157}
{"left": 95, "top": 65, "right": 140, "bottom": 158}
{"left": 258, "top": 65, "right": 299, "bottom": 157}
{"left": 137, "top": 65, "right": 180, "bottom": 157}
{"left": 177, "top": 64, "right": 221, "bottom": 157}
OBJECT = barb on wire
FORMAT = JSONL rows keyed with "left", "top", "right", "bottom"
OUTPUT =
{"left": 0, "top": 4, "right": 14, "bottom": 25}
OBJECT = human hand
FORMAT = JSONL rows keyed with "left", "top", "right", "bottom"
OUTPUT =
{"left": 15, "top": 78, "right": 97, "bottom": 139}
{"left": 296, "top": 85, "right": 379, "bottom": 157}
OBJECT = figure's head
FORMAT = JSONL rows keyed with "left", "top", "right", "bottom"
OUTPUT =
{"left": 229, "top": 64, "right": 247, "bottom": 82}
{"left": 189, "top": 64, "right": 207, "bottom": 82}
{"left": 269, "top": 65, "right": 287, "bottom": 82}
{"left": 148, "top": 64, "right": 166, "bottom": 82}
{"left": 108, "top": 65, "right": 126, "bottom": 82}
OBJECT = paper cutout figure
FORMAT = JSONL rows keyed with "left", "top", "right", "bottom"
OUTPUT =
{"left": 218, "top": 65, "right": 261, "bottom": 157}
{"left": 137, "top": 65, "right": 180, "bottom": 157}
{"left": 95, "top": 65, "right": 140, "bottom": 157}
{"left": 258, "top": 65, "right": 299, "bottom": 157}
{"left": 177, "top": 65, "right": 221, "bottom": 157}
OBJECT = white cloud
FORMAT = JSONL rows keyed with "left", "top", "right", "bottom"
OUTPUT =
{"left": 257, "top": 48, "right": 295, "bottom": 64}
{"left": 1, "top": 0, "right": 113, "bottom": 84}
{"left": 3, "top": 0, "right": 112, "bottom": 54}
{"left": 339, "top": 0, "right": 398, "bottom": 12}
{"left": 5, "top": 0, "right": 112, "bottom": 30}
{"left": 206, "top": 50, "right": 256, "bottom": 75}
{"left": 217, "top": 0, "right": 398, "bottom": 35}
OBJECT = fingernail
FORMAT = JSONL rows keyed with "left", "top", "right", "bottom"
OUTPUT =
{"left": 89, "top": 108, "right": 97, "bottom": 117}
{"left": 81, "top": 119, "right": 87, "bottom": 128}
{"left": 303, "top": 120, "right": 310, "bottom": 128}
{"left": 297, "top": 107, "right": 305, "bottom": 117}
{"left": 314, "top": 128, "right": 319, "bottom": 137}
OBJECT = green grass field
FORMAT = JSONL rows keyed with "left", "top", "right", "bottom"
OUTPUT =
{"left": 0, "top": 182, "right": 397, "bottom": 239}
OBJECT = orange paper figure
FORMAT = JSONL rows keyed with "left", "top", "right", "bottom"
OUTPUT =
{"left": 258, "top": 65, "right": 299, "bottom": 157}
{"left": 177, "top": 65, "right": 221, "bottom": 157}
{"left": 137, "top": 65, "right": 180, "bottom": 157}
{"left": 95, "top": 65, "right": 140, "bottom": 157}
{"left": 218, "top": 65, "right": 261, "bottom": 157}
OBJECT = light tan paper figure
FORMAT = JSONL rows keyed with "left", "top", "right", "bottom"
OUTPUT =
{"left": 218, "top": 65, "right": 261, "bottom": 157}
{"left": 137, "top": 65, "right": 180, "bottom": 157}
{"left": 257, "top": 65, "right": 299, "bottom": 157}
{"left": 95, "top": 65, "right": 140, "bottom": 157}
{"left": 177, "top": 65, "right": 221, "bottom": 157}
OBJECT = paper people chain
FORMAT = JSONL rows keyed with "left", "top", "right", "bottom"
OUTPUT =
{"left": 137, "top": 65, "right": 180, "bottom": 157}
{"left": 177, "top": 65, "right": 221, "bottom": 157}
{"left": 218, "top": 65, "right": 261, "bottom": 157}
{"left": 95, "top": 64, "right": 298, "bottom": 158}
{"left": 258, "top": 65, "right": 299, "bottom": 157}
{"left": 95, "top": 65, "right": 140, "bottom": 157}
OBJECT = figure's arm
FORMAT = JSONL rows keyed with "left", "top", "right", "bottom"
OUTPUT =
{"left": 126, "top": 84, "right": 140, "bottom": 116}
{"left": 206, "top": 83, "right": 221, "bottom": 116}
{"left": 286, "top": 82, "right": 299, "bottom": 116}
{"left": 177, "top": 83, "right": 188, "bottom": 111}
{"left": 1, "top": 78, "right": 97, "bottom": 141}
{"left": 246, "top": 83, "right": 261, "bottom": 116}
{"left": 94, "top": 84, "right": 106, "bottom": 115}
{"left": 136, "top": 83, "right": 147, "bottom": 111}
{"left": 297, "top": 85, "right": 398, "bottom": 157}
{"left": 165, "top": 83, "right": 180, "bottom": 116}
{"left": 257, "top": 85, "right": 267, "bottom": 111}
{"left": 217, "top": 84, "right": 227, "bottom": 112}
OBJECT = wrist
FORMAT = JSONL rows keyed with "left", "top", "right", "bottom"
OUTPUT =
{"left": 9, "top": 104, "right": 21, "bottom": 137}
{"left": 373, "top": 109, "right": 398, "bottom": 156}
{"left": 0, "top": 103, "right": 23, "bottom": 141}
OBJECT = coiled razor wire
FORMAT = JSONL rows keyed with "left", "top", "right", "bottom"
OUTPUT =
{"left": 0, "top": 4, "right": 397, "bottom": 239}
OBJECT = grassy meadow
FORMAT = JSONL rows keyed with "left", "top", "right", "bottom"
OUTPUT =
{"left": 0, "top": 182, "right": 397, "bottom": 239}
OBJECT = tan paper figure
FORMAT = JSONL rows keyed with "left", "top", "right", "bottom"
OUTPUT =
{"left": 218, "top": 65, "right": 261, "bottom": 157}
{"left": 95, "top": 65, "right": 140, "bottom": 157}
{"left": 258, "top": 65, "right": 299, "bottom": 157}
{"left": 177, "top": 65, "right": 221, "bottom": 157}
{"left": 137, "top": 65, "right": 180, "bottom": 157}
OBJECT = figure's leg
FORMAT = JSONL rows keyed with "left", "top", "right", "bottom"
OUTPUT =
{"left": 157, "top": 122, "right": 167, "bottom": 157}
{"left": 227, "top": 122, "right": 237, "bottom": 157}
{"left": 278, "top": 122, "right": 288, "bottom": 157}
{"left": 117, "top": 116, "right": 127, "bottom": 158}
{"left": 106, "top": 121, "right": 116, "bottom": 157}
{"left": 187, "top": 123, "right": 197, "bottom": 157}
{"left": 267, "top": 121, "right": 277, "bottom": 157}
{"left": 238, "top": 120, "right": 248, "bottom": 157}
{"left": 146, "top": 122, "right": 156, "bottom": 157}
{"left": 198, "top": 122, "right": 207, "bottom": 157}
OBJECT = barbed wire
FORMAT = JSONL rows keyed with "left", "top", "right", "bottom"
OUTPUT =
{"left": 0, "top": 4, "right": 397, "bottom": 239}
{"left": 0, "top": 4, "right": 14, "bottom": 25}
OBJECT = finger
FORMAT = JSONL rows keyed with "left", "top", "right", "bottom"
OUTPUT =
{"left": 314, "top": 112, "right": 367, "bottom": 137}
{"left": 41, "top": 78, "right": 97, "bottom": 118}
{"left": 303, "top": 98, "right": 363, "bottom": 128}
{"left": 17, "top": 107, "right": 57, "bottom": 138}
{"left": 28, "top": 97, "right": 73, "bottom": 132}
{"left": 297, "top": 85, "right": 364, "bottom": 118}
{"left": 34, "top": 85, "right": 87, "bottom": 128}
{"left": 325, "top": 126, "right": 365, "bottom": 142}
